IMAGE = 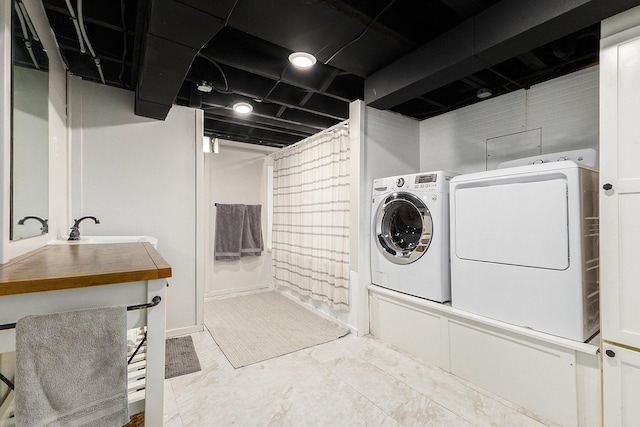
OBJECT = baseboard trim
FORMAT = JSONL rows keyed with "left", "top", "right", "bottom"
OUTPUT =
{"left": 204, "top": 284, "right": 273, "bottom": 299}
{"left": 166, "top": 324, "right": 204, "bottom": 338}
{"left": 278, "top": 289, "right": 357, "bottom": 335}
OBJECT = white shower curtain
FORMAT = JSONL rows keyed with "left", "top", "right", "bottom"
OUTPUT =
{"left": 272, "top": 125, "right": 350, "bottom": 310}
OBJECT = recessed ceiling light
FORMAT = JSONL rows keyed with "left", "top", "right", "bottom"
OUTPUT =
{"left": 288, "top": 52, "right": 317, "bottom": 69}
{"left": 476, "top": 88, "right": 492, "bottom": 99}
{"left": 233, "top": 102, "right": 253, "bottom": 114}
{"left": 197, "top": 81, "right": 212, "bottom": 93}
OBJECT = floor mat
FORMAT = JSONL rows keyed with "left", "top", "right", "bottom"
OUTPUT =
{"left": 204, "top": 292, "right": 349, "bottom": 368}
{"left": 165, "top": 336, "right": 201, "bottom": 379}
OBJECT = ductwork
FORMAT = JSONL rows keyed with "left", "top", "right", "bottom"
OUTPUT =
{"left": 134, "top": 0, "right": 235, "bottom": 119}
{"left": 365, "top": 0, "right": 640, "bottom": 110}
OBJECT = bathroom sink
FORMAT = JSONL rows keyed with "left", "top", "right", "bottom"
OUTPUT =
{"left": 48, "top": 236, "right": 158, "bottom": 248}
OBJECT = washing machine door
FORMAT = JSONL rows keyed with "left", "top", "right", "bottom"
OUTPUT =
{"left": 375, "top": 192, "right": 433, "bottom": 264}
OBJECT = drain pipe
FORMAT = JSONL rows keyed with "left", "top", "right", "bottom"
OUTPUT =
{"left": 77, "top": 0, "right": 105, "bottom": 84}
{"left": 63, "top": 0, "right": 85, "bottom": 53}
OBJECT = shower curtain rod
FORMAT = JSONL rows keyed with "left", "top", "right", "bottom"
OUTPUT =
{"left": 267, "top": 119, "right": 349, "bottom": 157}
{"left": 0, "top": 296, "right": 162, "bottom": 331}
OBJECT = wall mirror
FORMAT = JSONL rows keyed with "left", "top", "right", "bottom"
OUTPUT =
{"left": 10, "top": 0, "right": 49, "bottom": 240}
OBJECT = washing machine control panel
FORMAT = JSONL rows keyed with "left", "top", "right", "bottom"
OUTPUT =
{"left": 413, "top": 173, "right": 438, "bottom": 189}
{"left": 373, "top": 171, "right": 457, "bottom": 195}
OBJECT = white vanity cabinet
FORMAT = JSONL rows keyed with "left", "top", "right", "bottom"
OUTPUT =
{"left": 602, "top": 343, "right": 640, "bottom": 425}
{"left": 599, "top": 5, "right": 640, "bottom": 424}
{"left": 0, "top": 242, "right": 171, "bottom": 426}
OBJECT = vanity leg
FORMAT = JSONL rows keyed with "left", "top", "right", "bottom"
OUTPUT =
{"left": 143, "top": 279, "right": 166, "bottom": 426}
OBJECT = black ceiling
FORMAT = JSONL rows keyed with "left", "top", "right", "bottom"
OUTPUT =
{"left": 41, "top": 0, "right": 640, "bottom": 147}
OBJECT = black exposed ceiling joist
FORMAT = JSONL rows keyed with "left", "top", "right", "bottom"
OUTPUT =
{"left": 58, "top": 42, "right": 131, "bottom": 66}
{"left": 197, "top": 47, "right": 356, "bottom": 104}
{"left": 43, "top": 4, "right": 135, "bottom": 36}
{"left": 130, "top": 0, "right": 147, "bottom": 88}
{"left": 517, "top": 52, "right": 548, "bottom": 71}
{"left": 205, "top": 121, "right": 302, "bottom": 146}
{"left": 203, "top": 111, "right": 319, "bottom": 137}
{"left": 181, "top": 90, "right": 334, "bottom": 132}
{"left": 365, "top": 0, "right": 640, "bottom": 110}
{"left": 187, "top": 61, "right": 348, "bottom": 120}
{"left": 204, "top": 114, "right": 311, "bottom": 139}
{"left": 438, "top": 0, "right": 487, "bottom": 18}
{"left": 182, "top": 85, "right": 346, "bottom": 126}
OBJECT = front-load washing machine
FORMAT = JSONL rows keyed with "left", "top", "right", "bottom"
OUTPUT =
{"left": 449, "top": 149, "right": 599, "bottom": 342}
{"left": 371, "top": 171, "right": 458, "bottom": 302}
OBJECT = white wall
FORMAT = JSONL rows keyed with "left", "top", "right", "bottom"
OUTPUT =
{"left": 68, "top": 78, "right": 201, "bottom": 333}
{"left": 351, "top": 102, "right": 421, "bottom": 335}
{"left": 420, "top": 66, "right": 599, "bottom": 173}
{"left": 205, "top": 140, "right": 276, "bottom": 296}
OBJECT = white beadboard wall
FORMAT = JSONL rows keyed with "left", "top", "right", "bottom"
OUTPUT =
{"left": 420, "top": 66, "right": 599, "bottom": 173}
{"left": 205, "top": 140, "right": 276, "bottom": 297}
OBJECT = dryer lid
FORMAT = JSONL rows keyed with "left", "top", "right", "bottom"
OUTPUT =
{"left": 496, "top": 148, "right": 598, "bottom": 170}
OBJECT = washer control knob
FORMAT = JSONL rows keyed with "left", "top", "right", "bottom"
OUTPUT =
{"left": 396, "top": 178, "right": 405, "bottom": 188}
{"left": 605, "top": 349, "right": 616, "bottom": 358}
{"left": 603, "top": 183, "right": 613, "bottom": 191}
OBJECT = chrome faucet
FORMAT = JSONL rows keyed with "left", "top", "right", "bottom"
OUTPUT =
{"left": 17, "top": 216, "right": 48, "bottom": 234}
{"left": 68, "top": 216, "right": 100, "bottom": 241}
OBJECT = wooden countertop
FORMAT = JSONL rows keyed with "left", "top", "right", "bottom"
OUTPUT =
{"left": 0, "top": 242, "right": 172, "bottom": 296}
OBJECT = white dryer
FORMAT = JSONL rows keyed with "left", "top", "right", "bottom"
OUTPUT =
{"left": 371, "top": 171, "right": 458, "bottom": 302}
{"left": 449, "top": 149, "right": 599, "bottom": 342}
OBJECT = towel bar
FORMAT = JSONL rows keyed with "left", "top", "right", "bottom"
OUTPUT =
{"left": 0, "top": 372, "right": 13, "bottom": 391}
{"left": 0, "top": 296, "right": 162, "bottom": 331}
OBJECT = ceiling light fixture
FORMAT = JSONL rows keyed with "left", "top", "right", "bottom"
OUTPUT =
{"left": 233, "top": 102, "right": 253, "bottom": 114}
{"left": 197, "top": 81, "right": 213, "bottom": 93}
{"left": 288, "top": 52, "right": 317, "bottom": 69}
{"left": 476, "top": 88, "right": 493, "bottom": 99}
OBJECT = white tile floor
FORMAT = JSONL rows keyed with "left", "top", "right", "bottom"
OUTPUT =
{"left": 163, "top": 329, "right": 556, "bottom": 426}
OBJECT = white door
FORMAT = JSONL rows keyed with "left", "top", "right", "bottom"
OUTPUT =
{"left": 600, "top": 25, "right": 640, "bottom": 349}
{"left": 602, "top": 343, "right": 640, "bottom": 426}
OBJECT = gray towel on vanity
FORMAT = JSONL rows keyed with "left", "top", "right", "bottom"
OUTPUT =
{"left": 241, "top": 204, "right": 263, "bottom": 256}
{"left": 215, "top": 204, "right": 246, "bottom": 260}
{"left": 15, "top": 306, "right": 128, "bottom": 427}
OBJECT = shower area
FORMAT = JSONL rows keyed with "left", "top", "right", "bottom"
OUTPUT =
{"left": 203, "top": 123, "right": 353, "bottom": 326}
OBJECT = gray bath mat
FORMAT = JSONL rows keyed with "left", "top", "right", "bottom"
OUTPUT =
{"left": 165, "top": 336, "right": 201, "bottom": 379}
{"left": 204, "top": 291, "right": 349, "bottom": 368}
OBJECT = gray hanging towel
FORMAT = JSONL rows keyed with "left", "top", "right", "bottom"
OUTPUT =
{"left": 15, "top": 306, "right": 128, "bottom": 427}
{"left": 215, "top": 204, "right": 246, "bottom": 260}
{"left": 241, "top": 204, "right": 264, "bottom": 256}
